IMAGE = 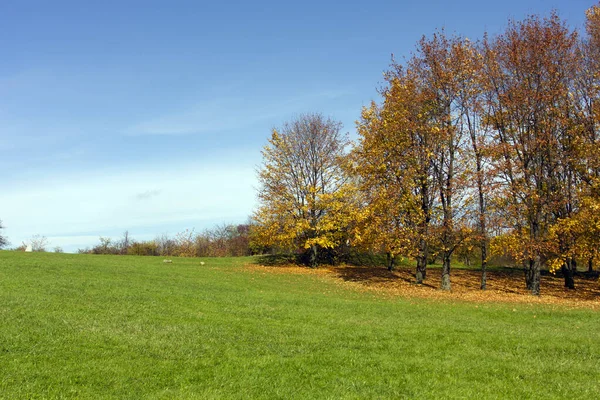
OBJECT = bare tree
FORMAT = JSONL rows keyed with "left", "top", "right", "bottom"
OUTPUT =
{"left": 0, "top": 220, "right": 8, "bottom": 249}
{"left": 155, "top": 233, "right": 177, "bottom": 256}
{"left": 97, "top": 237, "right": 112, "bottom": 254}
{"left": 119, "top": 230, "right": 131, "bottom": 255}
{"left": 29, "top": 235, "right": 49, "bottom": 252}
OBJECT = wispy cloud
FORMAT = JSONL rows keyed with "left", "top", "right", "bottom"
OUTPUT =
{"left": 134, "top": 189, "right": 162, "bottom": 200}
{"left": 124, "top": 89, "right": 353, "bottom": 137}
{"left": 124, "top": 97, "right": 278, "bottom": 136}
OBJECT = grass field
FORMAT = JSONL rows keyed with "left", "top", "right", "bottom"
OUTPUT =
{"left": 1, "top": 251, "right": 599, "bottom": 399}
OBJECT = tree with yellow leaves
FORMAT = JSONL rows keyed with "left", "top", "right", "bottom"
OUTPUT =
{"left": 350, "top": 62, "right": 440, "bottom": 282}
{"left": 412, "top": 32, "right": 478, "bottom": 290}
{"left": 482, "top": 13, "right": 580, "bottom": 294}
{"left": 547, "top": 3, "right": 600, "bottom": 279}
{"left": 252, "top": 113, "right": 352, "bottom": 267}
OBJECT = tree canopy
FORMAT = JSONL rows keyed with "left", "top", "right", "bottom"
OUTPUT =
{"left": 252, "top": 113, "right": 353, "bottom": 267}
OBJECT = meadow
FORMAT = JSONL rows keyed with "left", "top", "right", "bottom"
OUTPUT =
{"left": 0, "top": 251, "right": 599, "bottom": 399}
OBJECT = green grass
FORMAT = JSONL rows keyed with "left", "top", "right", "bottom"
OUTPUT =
{"left": 0, "top": 251, "right": 599, "bottom": 399}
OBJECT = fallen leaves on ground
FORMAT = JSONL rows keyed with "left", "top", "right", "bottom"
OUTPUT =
{"left": 244, "top": 263, "right": 600, "bottom": 309}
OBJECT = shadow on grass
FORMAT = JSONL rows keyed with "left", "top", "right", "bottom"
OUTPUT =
{"left": 330, "top": 263, "right": 600, "bottom": 300}
{"left": 251, "top": 253, "right": 599, "bottom": 300}
{"left": 331, "top": 264, "right": 441, "bottom": 288}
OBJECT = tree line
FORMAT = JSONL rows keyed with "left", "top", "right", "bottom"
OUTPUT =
{"left": 251, "top": 5, "right": 600, "bottom": 295}
{"left": 0, "top": 223, "right": 254, "bottom": 257}
{"left": 77, "top": 224, "right": 254, "bottom": 257}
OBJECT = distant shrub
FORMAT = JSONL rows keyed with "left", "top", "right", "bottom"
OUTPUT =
{"left": 29, "top": 235, "right": 49, "bottom": 252}
{"left": 127, "top": 241, "right": 158, "bottom": 256}
{"left": 80, "top": 223, "right": 257, "bottom": 258}
{"left": 175, "top": 229, "right": 196, "bottom": 257}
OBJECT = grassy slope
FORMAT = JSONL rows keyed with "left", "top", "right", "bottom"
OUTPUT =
{"left": 0, "top": 251, "right": 599, "bottom": 399}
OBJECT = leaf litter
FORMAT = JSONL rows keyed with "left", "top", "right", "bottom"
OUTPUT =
{"left": 245, "top": 263, "right": 600, "bottom": 309}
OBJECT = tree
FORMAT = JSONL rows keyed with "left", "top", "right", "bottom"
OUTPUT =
{"left": 458, "top": 40, "right": 493, "bottom": 289}
{"left": 175, "top": 229, "right": 196, "bottom": 257}
{"left": 28, "top": 235, "right": 49, "bottom": 252}
{"left": 252, "top": 113, "right": 351, "bottom": 267}
{"left": 155, "top": 233, "right": 177, "bottom": 256}
{"left": 119, "top": 231, "right": 131, "bottom": 255}
{"left": 549, "top": 3, "right": 600, "bottom": 276}
{"left": 97, "top": 237, "right": 113, "bottom": 254}
{"left": 483, "top": 13, "right": 579, "bottom": 294}
{"left": 412, "top": 32, "right": 476, "bottom": 290}
{"left": 352, "top": 33, "right": 478, "bottom": 290}
{"left": 0, "top": 220, "right": 8, "bottom": 249}
{"left": 350, "top": 71, "right": 437, "bottom": 277}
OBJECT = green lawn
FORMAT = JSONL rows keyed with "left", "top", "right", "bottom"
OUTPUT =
{"left": 0, "top": 251, "right": 599, "bottom": 399}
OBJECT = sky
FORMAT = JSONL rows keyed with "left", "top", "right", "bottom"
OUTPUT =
{"left": 0, "top": 0, "right": 593, "bottom": 252}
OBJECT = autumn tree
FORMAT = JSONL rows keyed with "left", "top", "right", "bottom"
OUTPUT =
{"left": 552, "top": 3, "right": 600, "bottom": 275}
{"left": 411, "top": 32, "right": 477, "bottom": 290}
{"left": 446, "top": 38, "right": 495, "bottom": 289}
{"left": 482, "top": 13, "right": 579, "bottom": 294}
{"left": 352, "top": 34, "right": 480, "bottom": 290}
{"left": 579, "top": 3, "right": 600, "bottom": 260}
{"left": 175, "top": 229, "right": 196, "bottom": 257}
{"left": 350, "top": 73, "right": 435, "bottom": 274}
{"left": 579, "top": 3, "right": 600, "bottom": 272}
{"left": 155, "top": 233, "right": 177, "bottom": 256}
{"left": 252, "top": 113, "right": 351, "bottom": 267}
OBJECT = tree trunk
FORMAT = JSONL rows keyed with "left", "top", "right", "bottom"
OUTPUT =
{"left": 416, "top": 178, "right": 430, "bottom": 284}
{"left": 480, "top": 243, "right": 487, "bottom": 290}
{"left": 309, "top": 244, "right": 318, "bottom": 268}
{"left": 387, "top": 252, "right": 396, "bottom": 272}
{"left": 589, "top": 258, "right": 594, "bottom": 273}
{"left": 416, "top": 241, "right": 428, "bottom": 284}
{"left": 529, "top": 211, "right": 542, "bottom": 295}
{"left": 416, "top": 257, "right": 426, "bottom": 284}
{"left": 441, "top": 253, "right": 451, "bottom": 291}
{"left": 530, "top": 255, "right": 541, "bottom": 296}
{"left": 525, "top": 259, "right": 533, "bottom": 291}
{"left": 562, "top": 258, "right": 575, "bottom": 289}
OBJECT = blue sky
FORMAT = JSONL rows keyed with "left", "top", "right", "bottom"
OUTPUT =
{"left": 0, "top": 0, "right": 592, "bottom": 252}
